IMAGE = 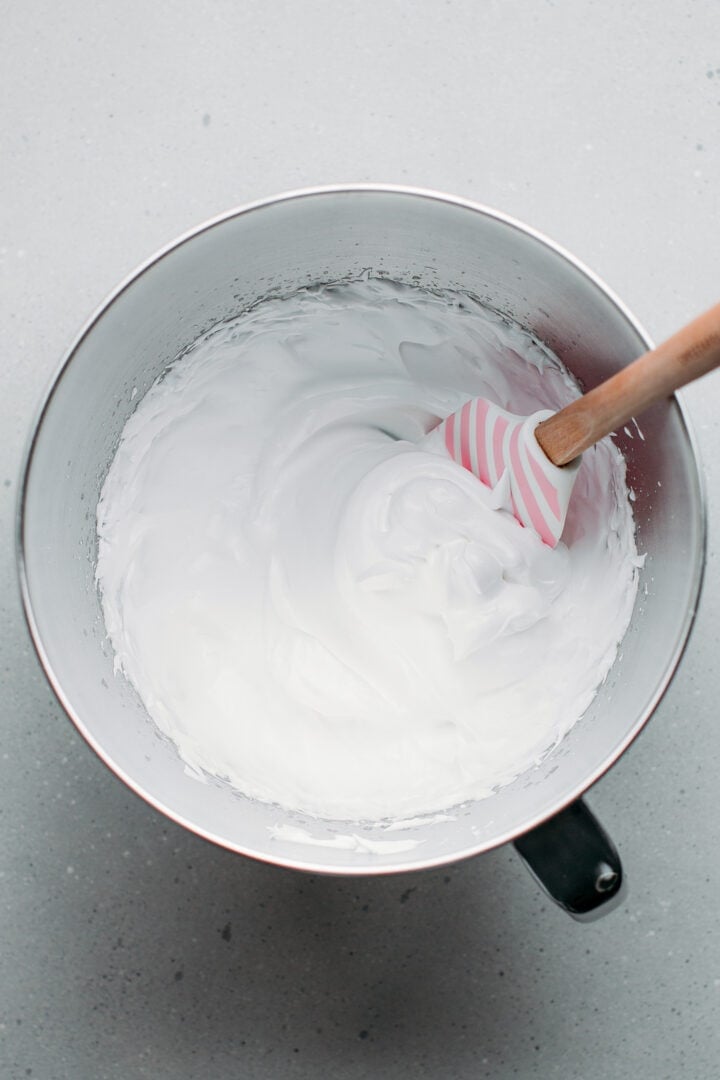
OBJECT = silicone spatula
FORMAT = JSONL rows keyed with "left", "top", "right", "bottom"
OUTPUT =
{"left": 432, "top": 301, "right": 720, "bottom": 546}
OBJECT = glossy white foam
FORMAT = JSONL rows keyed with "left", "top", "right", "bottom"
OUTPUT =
{"left": 96, "top": 280, "right": 640, "bottom": 821}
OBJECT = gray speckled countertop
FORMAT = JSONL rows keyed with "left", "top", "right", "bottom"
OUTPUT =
{"left": 2, "top": 2, "right": 720, "bottom": 1077}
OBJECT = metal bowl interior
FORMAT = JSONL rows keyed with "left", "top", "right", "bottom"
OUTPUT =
{"left": 18, "top": 186, "right": 705, "bottom": 873}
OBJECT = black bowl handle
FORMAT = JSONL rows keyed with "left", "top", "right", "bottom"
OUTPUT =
{"left": 513, "top": 798, "right": 625, "bottom": 921}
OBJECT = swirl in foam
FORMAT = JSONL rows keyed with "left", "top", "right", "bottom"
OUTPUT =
{"left": 96, "top": 280, "right": 640, "bottom": 821}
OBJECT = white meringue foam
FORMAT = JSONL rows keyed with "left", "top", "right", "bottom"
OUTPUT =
{"left": 96, "top": 279, "right": 640, "bottom": 821}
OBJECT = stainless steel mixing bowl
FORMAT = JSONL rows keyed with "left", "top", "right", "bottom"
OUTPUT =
{"left": 18, "top": 186, "right": 705, "bottom": 918}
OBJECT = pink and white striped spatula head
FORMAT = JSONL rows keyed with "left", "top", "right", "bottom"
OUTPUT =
{"left": 432, "top": 400, "right": 581, "bottom": 547}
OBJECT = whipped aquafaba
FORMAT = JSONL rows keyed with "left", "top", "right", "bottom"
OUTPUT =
{"left": 96, "top": 280, "right": 640, "bottom": 821}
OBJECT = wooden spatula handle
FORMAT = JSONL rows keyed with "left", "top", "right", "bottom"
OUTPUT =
{"left": 535, "top": 300, "right": 720, "bottom": 467}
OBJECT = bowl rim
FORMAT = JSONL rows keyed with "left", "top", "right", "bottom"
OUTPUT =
{"left": 15, "top": 183, "right": 708, "bottom": 874}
